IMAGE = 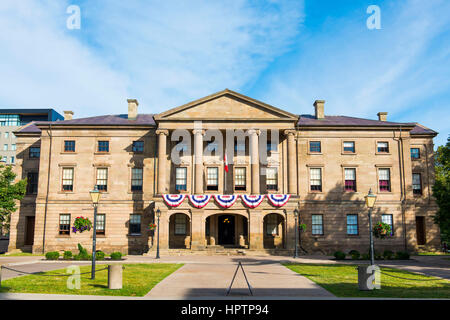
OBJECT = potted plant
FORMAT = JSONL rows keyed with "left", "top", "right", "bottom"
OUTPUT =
{"left": 72, "top": 216, "right": 92, "bottom": 233}
{"left": 373, "top": 222, "right": 391, "bottom": 239}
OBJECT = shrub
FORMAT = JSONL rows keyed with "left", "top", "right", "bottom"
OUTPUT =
{"left": 95, "top": 250, "right": 105, "bottom": 261}
{"left": 349, "top": 250, "right": 360, "bottom": 260}
{"left": 45, "top": 251, "right": 60, "bottom": 260}
{"left": 375, "top": 251, "right": 383, "bottom": 260}
{"left": 63, "top": 251, "right": 73, "bottom": 260}
{"left": 74, "top": 254, "right": 92, "bottom": 260}
{"left": 334, "top": 251, "right": 346, "bottom": 260}
{"left": 361, "top": 253, "right": 370, "bottom": 260}
{"left": 383, "top": 250, "right": 394, "bottom": 260}
{"left": 395, "top": 251, "right": 410, "bottom": 260}
{"left": 110, "top": 252, "right": 122, "bottom": 260}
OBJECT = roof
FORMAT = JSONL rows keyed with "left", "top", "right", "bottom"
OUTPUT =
{"left": 410, "top": 123, "right": 438, "bottom": 136}
{"left": 0, "top": 108, "right": 63, "bottom": 121}
{"left": 297, "top": 115, "right": 416, "bottom": 127}
{"left": 36, "top": 114, "right": 156, "bottom": 127}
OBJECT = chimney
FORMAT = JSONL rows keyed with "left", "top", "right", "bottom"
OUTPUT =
{"left": 377, "top": 112, "right": 388, "bottom": 121}
{"left": 63, "top": 111, "right": 74, "bottom": 120}
{"left": 127, "top": 99, "right": 139, "bottom": 120}
{"left": 313, "top": 100, "right": 325, "bottom": 119}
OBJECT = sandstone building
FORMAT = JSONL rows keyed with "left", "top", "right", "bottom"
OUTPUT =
{"left": 8, "top": 90, "right": 440, "bottom": 255}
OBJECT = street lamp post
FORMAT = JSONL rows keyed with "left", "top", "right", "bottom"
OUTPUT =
{"left": 156, "top": 208, "right": 161, "bottom": 259}
{"left": 89, "top": 186, "right": 101, "bottom": 280}
{"left": 365, "top": 188, "right": 377, "bottom": 266}
{"left": 293, "top": 208, "right": 299, "bottom": 258}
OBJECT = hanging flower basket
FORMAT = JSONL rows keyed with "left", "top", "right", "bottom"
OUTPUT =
{"left": 72, "top": 216, "right": 92, "bottom": 233}
{"left": 373, "top": 222, "right": 391, "bottom": 239}
{"left": 299, "top": 224, "right": 307, "bottom": 232}
{"left": 148, "top": 223, "right": 157, "bottom": 231}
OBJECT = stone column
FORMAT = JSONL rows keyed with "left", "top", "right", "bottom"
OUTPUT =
{"left": 249, "top": 210, "right": 263, "bottom": 250}
{"left": 159, "top": 209, "right": 169, "bottom": 249}
{"left": 193, "top": 129, "right": 204, "bottom": 194}
{"left": 156, "top": 129, "right": 169, "bottom": 195}
{"left": 249, "top": 129, "right": 260, "bottom": 194}
{"left": 285, "top": 130, "right": 297, "bottom": 194}
{"left": 190, "top": 210, "right": 205, "bottom": 249}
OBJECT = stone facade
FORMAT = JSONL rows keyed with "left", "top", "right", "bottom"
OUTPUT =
{"left": 8, "top": 89, "right": 440, "bottom": 255}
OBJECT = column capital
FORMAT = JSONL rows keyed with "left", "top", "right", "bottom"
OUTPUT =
{"left": 193, "top": 129, "right": 205, "bottom": 135}
{"left": 284, "top": 129, "right": 296, "bottom": 136}
{"left": 156, "top": 129, "right": 169, "bottom": 136}
{"left": 248, "top": 129, "right": 261, "bottom": 136}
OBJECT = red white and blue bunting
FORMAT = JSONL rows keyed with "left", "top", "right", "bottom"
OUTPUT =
{"left": 214, "top": 195, "right": 238, "bottom": 208}
{"left": 267, "top": 194, "right": 291, "bottom": 207}
{"left": 163, "top": 194, "right": 186, "bottom": 207}
{"left": 241, "top": 195, "right": 265, "bottom": 208}
{"left": 188, "top": 195, "right": 212, "bottom": 209}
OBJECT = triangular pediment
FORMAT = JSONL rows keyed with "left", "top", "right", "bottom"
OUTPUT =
{"left": 154, "top": 89, "right": 298, "bottom": 122}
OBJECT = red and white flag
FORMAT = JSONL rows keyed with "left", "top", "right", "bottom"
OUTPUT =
{"left": 224, "top": 149, "right": 229, "bottom": 172}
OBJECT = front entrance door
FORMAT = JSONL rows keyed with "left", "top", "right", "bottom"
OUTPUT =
{"left": 25, "top": 216, "right": 35, "bottom": 245}
{"left": 218, "top": 215, "right": 235, "bottom": 245}
{"left": 416, "top": 216, "right": 426, "bottom": 245}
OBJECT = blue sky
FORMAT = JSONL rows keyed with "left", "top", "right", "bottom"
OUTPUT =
{"left": 0, "top": 0, "right": 449, "bottom": 146}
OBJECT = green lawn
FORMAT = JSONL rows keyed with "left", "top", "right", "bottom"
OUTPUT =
{"left": 0, "top": 252, "right": 43, "bottom": 257}
{"left": 0, "top": 263, "right": 182, "bottom": 296}
{"left": 416, "top": 252, "right": 450, "bottom": 256}
{"left": 284, "top": 263, "right": 450, "bottom": 298}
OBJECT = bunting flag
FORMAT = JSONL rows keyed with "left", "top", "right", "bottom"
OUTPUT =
{"left": 188, "top": 195, "right": 212, "bottom": 209}
{"left": 267, "top": 194, "right": 291, "bottom": 207}
{"left": 163, "top": 194, "right": 186, "bottom": 207}
{"left": 214, "top": 195, "right": 238, "bottom": 208}
{"left": 241, "top": 194, "right": 265, "bottom": 208}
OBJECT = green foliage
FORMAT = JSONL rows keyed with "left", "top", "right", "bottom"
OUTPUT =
{"left": 432, "top": 137, "right": 450, "bottom": 243}
{"left": 0, "top": 165, "right": 27, "bottom": 234}
{"left": 45, "top": 251, "right": 60, "bottom": 260}
{"left": 333, "top": 251, "right": 346, "bottom": 260}
{"left": 95, "top": 250, "right": 105, "bottom": 261}
{"left": 383, "top": 250, "right": 394, "bottom": 260}
{"left": 110, "top": 252, "right": 122, "bottom": 260}
{"left": 74, "top": 243, "right": 91, "bottom": 260}
{"left": 361, "top": 253, "right": 370, "bottom": 260}
{"left": 63, "top": 251, "right": 72, "bottom": 260}
{"left": 298, "top": 223, "right": 307, "bottom": 232}
{"left": 373, "top": 222, "right": 392, "bottom": 239}
{"left": 348, "top": 250, "right": 360, "bottom": 260}
{"left": 395, "top": 251, "right": 410, "bottom": 260}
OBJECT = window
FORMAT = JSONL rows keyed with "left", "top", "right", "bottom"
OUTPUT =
{"left": 62, "top": 168, "right": 74, "bottom": 191}
{"left": 175, "top": 143, "right": 188, "bottom": 152}
{"left": 59, "top": 214, "right": 70, "bottom": 235}
{"left": 266, "top": 167, "right": 278, "bottom": 191}
{"left": 381, "top": 214, "right": 394, "bottom": 235}
{"left": 29, "top": 147, "right": 40, "bottom": 158}
{"left": 96, "top": 168, "right": 108, "bottom": 191}
{"left": 347, "top": 214, "right": 358, "bottom": 235}
{"left": 343, "top": 141, "right": 355, "bottom": 153}
{"left": 344, "top": 168, "right": 356, "bottom": 192}
{"left": 377, "top": 142, "right": 389, "bottom": 153}
{"left": 311, "top": 215, "right": 323, "bottom": 235}
{"left": 379, "top": 168, "right": 391, "bottom": 192}
{"left": 131, "top": 168, "right": 143, "bottom": 191}
{"left": 310, "top": 168, "right": 322, "bottom": 192}
{"left": 96, "top": 214, "right": 105, "bottom": 235}
{"left": 309, "top": 141, "right": 321, "bottom": 153}
{"left": 175, "top": 167, "right": 187, "bottom": 191}
{"left": 206, "top": 141, "right": 218, "bottom": 153}
{"left": 266, "top": 214, "right": 278, "bottom": 235}
{"left": 234, "top": 140, "right": 245, "bottom": 153}
{"left": 206, "top": 167, "right": 218, "bottom": 191}
{"left": 129, "top": 214, "right": 141, "bottom": 235}
{"left": 3, "top": 144, "right": 7, "bottom": 151}
{"left": 0, "top": 114, "right": 20, "bottom": 126}
{"left": 412, "top": 173, "right": 422, "bottom": 195}
{"left": 132, "top": 141, "right": 144, "bottom": 153}
{"left": 98, "top": 141, "right": 109, "bottom": 152}
{"left": 64, "top": 140, "right": 75, "bottom": 152}
{"left": 175, "top": 214, "right": 186, "bottom": 235}
{"left": 10, "top": 156, "right": 14, "bottom": 164}
{"left": 411, "top": 148, "right": 420, "bottom": 159}
{"left": 4, "top": 132, "right": 9, "bottom": 139}
{"left": 11, "top": 144, "right": 16, "bottom": 151}
{"left": 234, "top": 167, "right": 246, "bottom": 191}
{"left": 267, "top": 141, "right": 277, "bottom": 152}
{"left": 1, "top": 156, "right": 6, "bottom": 163}
{"left": 26, "top": 172, "right": 38, "bottom": 194}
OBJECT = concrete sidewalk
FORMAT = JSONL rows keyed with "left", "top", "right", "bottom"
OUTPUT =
{"left": 145, "top": 259, "right": 334, "bottom": 299}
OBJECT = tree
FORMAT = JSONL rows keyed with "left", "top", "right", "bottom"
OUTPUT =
{"left": 432, "top": 136, "right": 450, "bottom": 243}
{"left": 0, "top": 164, "right": 26, "bottom": 236}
